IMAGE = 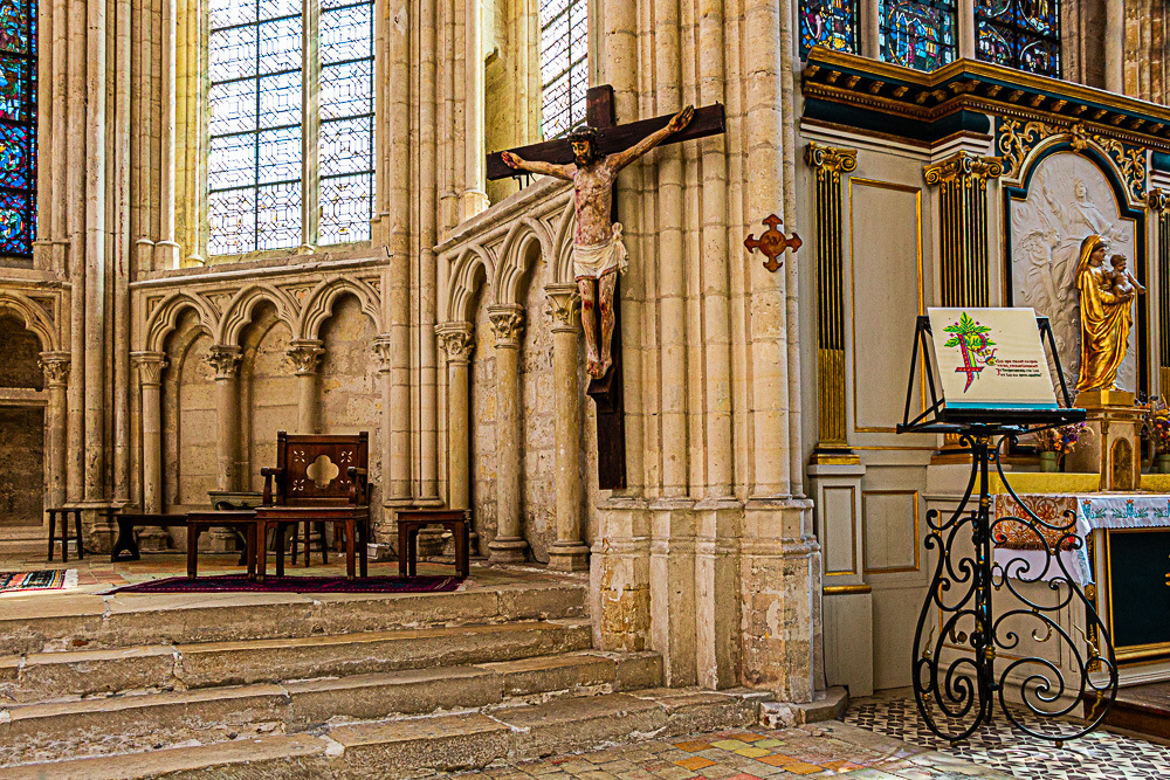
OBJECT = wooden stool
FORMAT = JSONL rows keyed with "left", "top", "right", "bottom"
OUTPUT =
{"left": 47, "top": 507, "right": 84, "bottom": 563}
{"left": 397, "top": 509, "right": 470, "bottom": 579}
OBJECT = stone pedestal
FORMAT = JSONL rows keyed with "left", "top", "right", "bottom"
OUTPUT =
{"left": 1066, "top": 390, "right": 1142, "bottom": 491}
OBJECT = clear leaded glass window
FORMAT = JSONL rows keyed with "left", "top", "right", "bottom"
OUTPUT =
{"left": 879, "top": 0, "right": 957, "bottom": 72}
{"left": 540, "top": 0, "right": 587, "bottom": 139}
{"left": 799, "top": 1, "right": 859, "bottom": 59}
{"left": 207, "top": 0, "right": 373, "bottom": 256}
{"left": 0, "top": 0, "right": 35, "bottom": 258}
{"left": 975, "top": 0, "right": 1061, "bottom": 78}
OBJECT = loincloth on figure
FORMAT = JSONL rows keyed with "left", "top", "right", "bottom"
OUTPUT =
{"left": 573, "top": 223, "right": 628, "bottom": 281}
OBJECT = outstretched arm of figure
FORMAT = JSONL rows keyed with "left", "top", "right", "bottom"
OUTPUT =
{"left": 606, "top": 104, "right": 695, "bottom": 172}
{"left": 1132, "top": 274, "right": 1147, "bottom": 294}
{"left": 500, "top": 151, "right": 574, "bottom": 180}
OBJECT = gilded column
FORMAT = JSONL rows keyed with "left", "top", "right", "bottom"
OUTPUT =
{"left": 436, "top": 322, "right": 474, "bottom": 511}
{"left": 287, "top": 339, "right": 325, "bottom": 434}
{"left": 805, "top": 142, "right": 857, "bottom": 463}
{"left": 39, "top": 352, "right": 70, "bottom": 513}
{"left": 923, "top": 151, "right": 1004, "bottom": 308}
{"left": 206, "top": 345, "right": 242, "bottom": 491}
{"left": 133, "top": 352, "right": 167, "bottom": 513}
{"left": 545, "top": 285, "right": 588, "bottom": 572}
{"left": 1150, "top": 188, "right": 1170, "bottom": 393}
{"left": 487, "top": 304, "right": 528, "bottom": 563}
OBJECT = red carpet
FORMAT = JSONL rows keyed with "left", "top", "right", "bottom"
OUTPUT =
{"left": 104, "top": 574, "right": 462, "bottom": 594}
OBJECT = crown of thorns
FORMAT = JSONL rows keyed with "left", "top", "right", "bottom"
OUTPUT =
{"left": 567, "top": 126, "right": 599, "bottom": 146}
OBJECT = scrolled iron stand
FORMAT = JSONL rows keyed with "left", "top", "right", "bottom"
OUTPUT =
{"left": 897, "top": 315, "right": 1118, "bottom": 744}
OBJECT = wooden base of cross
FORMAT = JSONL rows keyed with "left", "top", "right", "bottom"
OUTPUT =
{"left": 488, "top": 85, "right": 726, "bottom": 490}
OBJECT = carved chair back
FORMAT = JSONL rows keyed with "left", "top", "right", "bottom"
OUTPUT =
{"left": 262, "top": 431, "right": 370, "bottom": 507}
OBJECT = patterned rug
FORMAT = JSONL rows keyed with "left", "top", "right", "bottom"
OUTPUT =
{"left": 103, "top": 573, "right": 462, "bottom": 594}
{"left": 0, "top": 569, "right": 76, "bottom": 593}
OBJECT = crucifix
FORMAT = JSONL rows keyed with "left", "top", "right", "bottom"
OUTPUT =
{"left": 487, "top": 85, "right": 726, "bottom": 489}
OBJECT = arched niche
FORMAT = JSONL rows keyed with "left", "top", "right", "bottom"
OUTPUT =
{"left": 239, "top": 303, "right": 297, "bottom": 491}
{"left": 162, "top": 310, "right": 215, "bottom": 512}
{"left": 0, "top": 314, "right": 44, "bottom": 527}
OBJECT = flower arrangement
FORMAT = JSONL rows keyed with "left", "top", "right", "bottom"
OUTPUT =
{"left": 1034, "top": 422, "right": 1090, "bottom": 455}
{"left": 1143, "top": 399, "right": 1170, "bottom": 455}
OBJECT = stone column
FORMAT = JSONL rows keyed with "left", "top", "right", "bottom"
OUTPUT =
{"left": 545, "top": 285, "right": 588, "bottom": 572}
{"left": 487, "top": 304, "right": 527, "bottom": 563}
{"left": 436, "top": 322, "right": 474, "bottom": 510}
{"left": 287, "top": 339, "right": 324, "bottom": 434}
{"left": 462, "top": 0, "right": 488, "bottom": 218}
{"left": 38, "top": 352, "right": 70, "bottom": 514}
{"left": 132, "top": 352, "right": 167, "bottom": 513}
{"left": 206, "top": 345, "right": 242, "bottom": 491}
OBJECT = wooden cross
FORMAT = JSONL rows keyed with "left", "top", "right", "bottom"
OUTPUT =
{"left": 487, "top": 85, "right": 726, "bottom": 490}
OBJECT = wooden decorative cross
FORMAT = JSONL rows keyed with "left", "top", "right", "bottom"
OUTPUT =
{"left": 488, "top": 85, "right": 726, "bottom": 490}
{"left": 745, "top": 214, "right": 802, "bottom": 273}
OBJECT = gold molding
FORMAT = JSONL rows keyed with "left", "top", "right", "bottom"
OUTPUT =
{"left": 824, "top": 583, "right": 872, "bottom": 595}
{"left": 1103, "top": 528, "right": 1170, "bottom": 662}
{"left": 923, "top": 151, "right": 1000, "bottom": 309}
{"left": 862, "top": 489, "right": 921, "bottom": 575}
{"left": 923, "top": 151, "right": 1005, "bottom": 185}
{"left": 1154, "top": 189, "right": 1170, "bottom": 393}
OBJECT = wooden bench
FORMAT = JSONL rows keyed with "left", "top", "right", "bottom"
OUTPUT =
{"left": 396, "top": 509, "right": 471, "bottom": 579}
{"left": 186, "top": 510, "right": 258, "bottom": 580}
{"left": 107, "top": 511, "right": 187, "bottom": 562}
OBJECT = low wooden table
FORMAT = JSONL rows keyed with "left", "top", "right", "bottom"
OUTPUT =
{"left": 256, "top": 506, "right": 370, "bottom": 581}
{"left": 109, "top": 511, "right": 187, "bottom": 562}
{"left": 397, "top": 509, "right": 470, "bottom": 579}
{"left": 186, "top": 510, "right": 258, "bottom": 580}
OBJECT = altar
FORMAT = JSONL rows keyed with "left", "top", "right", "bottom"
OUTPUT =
{"left": 992, "top": 483, "right": 1170, "bottom": 672}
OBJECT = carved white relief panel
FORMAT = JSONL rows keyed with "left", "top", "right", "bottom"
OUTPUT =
{"left": 1009, "top": 151, "right": 1138, "bottom": 391}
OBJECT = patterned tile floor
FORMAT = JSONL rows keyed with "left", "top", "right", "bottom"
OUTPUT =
{"left": 451, "top": 691, "right": 1170, "bottom": 779}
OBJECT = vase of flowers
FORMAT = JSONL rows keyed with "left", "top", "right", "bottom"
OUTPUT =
{"left": 1143, "top": 400, "right": 1170, "bottom": 471}
{"left": 1034, "top": 422, "right": 1090, "bottom": 472}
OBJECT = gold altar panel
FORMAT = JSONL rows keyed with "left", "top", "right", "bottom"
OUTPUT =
{"left": 862, "top": 489, "right": 920, "bottom": 575}
{"left": 849, "top": 178, "right": 923, "bottom": 434}
{"left": 822, "top": 485, "right": 858, "bottom": 576}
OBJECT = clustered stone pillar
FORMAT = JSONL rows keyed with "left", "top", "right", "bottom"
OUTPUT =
{"left": 38, "top": 352, "right": 71, "bottom": 514}
{"left": 436, "top": 322, "right": 474, "bottom": 510}
{"left": 287, "top": 339, "right": 325, "bottom": 434}
{"left": 207, "top": 345, "right": 242, "bottom": 492}
{"left": 486, "top": 304, "right": 528, "bottom": 563}
{"left": 132, "top": 352, "right": 167, "bottom": 513}
{"left": 544, "top": 285, "right": 588, "bottom": 572}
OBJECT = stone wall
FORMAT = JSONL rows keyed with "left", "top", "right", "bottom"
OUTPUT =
{"left": 518, "top": 254, "right": 555, "bottom": 562}
{"left": 241, "top": 306, "right": 299, "bottom": 490}
{"left": 471, "top": 294, "right": 498, "bottom": 555}
{"left": 0, "top": 407, "right": 43, "bottom": 526}
{"left": 0, "top": 315, "right": 43, "bottom": 389}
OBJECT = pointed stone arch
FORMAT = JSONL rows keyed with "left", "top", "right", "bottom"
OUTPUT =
{"left": 445, "top": 245, "right": 495, "bottom": 323}
{"left": 550, "top": 198, "right": 577, "bottom": 284}
{"left": 216, "top": 285, "right": 299, "bottom": 347}
{"left": 494, "top": 217, "right": 553, "bottom": 306}
{"left": 0, "top": 292, "right": 56, "bottom": 351}
{"left": 144, "top": 292, "right": 217, "bottom": 352}
{"left": 296, "top": 278, "right": 383, "bottom": 340}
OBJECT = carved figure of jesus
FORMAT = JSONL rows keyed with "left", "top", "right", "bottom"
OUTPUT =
{"left": 501, "top": 104, "right": 694, "bottom": 378}
{"left": 1106, "top": 253, "right": 1145, "bottom": 298}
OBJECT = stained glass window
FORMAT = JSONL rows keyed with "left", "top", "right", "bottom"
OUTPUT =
{"left": 879, "top": 0, "right": 957, "bottom": 72}
{"left": 0, "top": 0, "right": 35, "bottom": 258}
{"left": 799, "top": 1, "right": 859, "bottom": 59}
{"left": 207, "top": 0, "right": 373, "bottom": 256}
{"left": 975, "top": 0, "right": 1061, "bottom": 78}
{"left": 540, "top": 0, "right": 588, "bottom": 139}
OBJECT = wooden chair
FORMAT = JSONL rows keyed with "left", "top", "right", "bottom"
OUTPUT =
{"left": 255, "top": 431, "right": 372, "bottom": 581}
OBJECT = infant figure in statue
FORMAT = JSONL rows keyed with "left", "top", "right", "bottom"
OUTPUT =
{"left": 1106, "top": 253, "right": 1145, "bottom": 299}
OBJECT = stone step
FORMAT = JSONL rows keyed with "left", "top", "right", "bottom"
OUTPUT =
{"left": 0, "top": 650, "right": 664, "bottom": 767}
{"left": 2, "top": 687, "right": 767, "bottom": 779}
{"left": 0, "top": 619, "right": 593, "bottom": 702}
{"left": 0, "top": 580, "right": 586, "bottom": 655}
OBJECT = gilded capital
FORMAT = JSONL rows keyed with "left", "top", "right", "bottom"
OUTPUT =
{"left": 435, "top": 322, "right": 475, "bottom": 363}
{"left": 132, "top": 351, "right": 168, "bottom": 386}
{"left": 37, "top": 351, "right": 70, "bottom": 387}
{"left": 287, "top": 339, "right": 325, "bottom": 376}
{"left": 205, "top": 345, "right": 242, "bottom": 380}
{"left": 924, "top": 151, "right": 1004, "bottom": 186}
{"left": 544, "top": 284, "right": 581, "bottom": 332}
{"left": 1149, "top": 188, "right": 1170, "bottom": 213}
{"left": 804, "top": 142, "right": 857, "bottom": 176}
{"left": 487, "top": 305, "right": 525, "bottom": 347}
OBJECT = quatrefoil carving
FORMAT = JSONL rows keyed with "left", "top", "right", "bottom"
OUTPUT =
{"left": 305, "top": 454, "right": 340, "bottom": 489}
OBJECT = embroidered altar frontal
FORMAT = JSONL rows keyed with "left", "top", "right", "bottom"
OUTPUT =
{"left": 994, "top": 493, "right": 1170, "bottom": 662}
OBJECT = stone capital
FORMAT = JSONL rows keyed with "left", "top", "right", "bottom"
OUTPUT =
{"left": 487, "top": 304, "right": 525, "bottom": 347}
{"left": 131, "top": 351, "right": 168, "bottom": 386}
{"left": 804, "top": 141, "right": 857, "bottom": 177}
{"left": 372, "top": 335, "right": 394, "bottom": 373}
{"left": 37, "top": 351, "right": 71, "bottom": 387}
{"left": 544, "top": 284, "right": 581, "bottom": 332}
{"left": 205, "top": 345, "right": 243, "bottom": 380}
{"left": 287, "top": 339, "right": 325, "bottom": 376}
{"left": 923, "top": 151, "right": 1004, "bottom": 187}
{"left": 435, "top": 322, "right": 475, "bottom": 363}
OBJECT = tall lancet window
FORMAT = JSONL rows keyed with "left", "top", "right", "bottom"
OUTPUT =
{"left": 207, "top": 0, "right": 373, "bottom": 257}
{"left": 0, "top": 0, "right": 35, "bottom": 258}
{"left": 975, "top": 0, "right": 1061, "bottom": 78}
{"left": 540, "top": 0, "right": 588, "bottom": 139}
{"left": 879, "top": 0, "right": 957, "bottom": 71}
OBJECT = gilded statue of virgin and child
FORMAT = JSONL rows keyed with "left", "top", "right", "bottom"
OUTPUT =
{"left": 1075, "top": 234, "right": 1145, "bottom": 394}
